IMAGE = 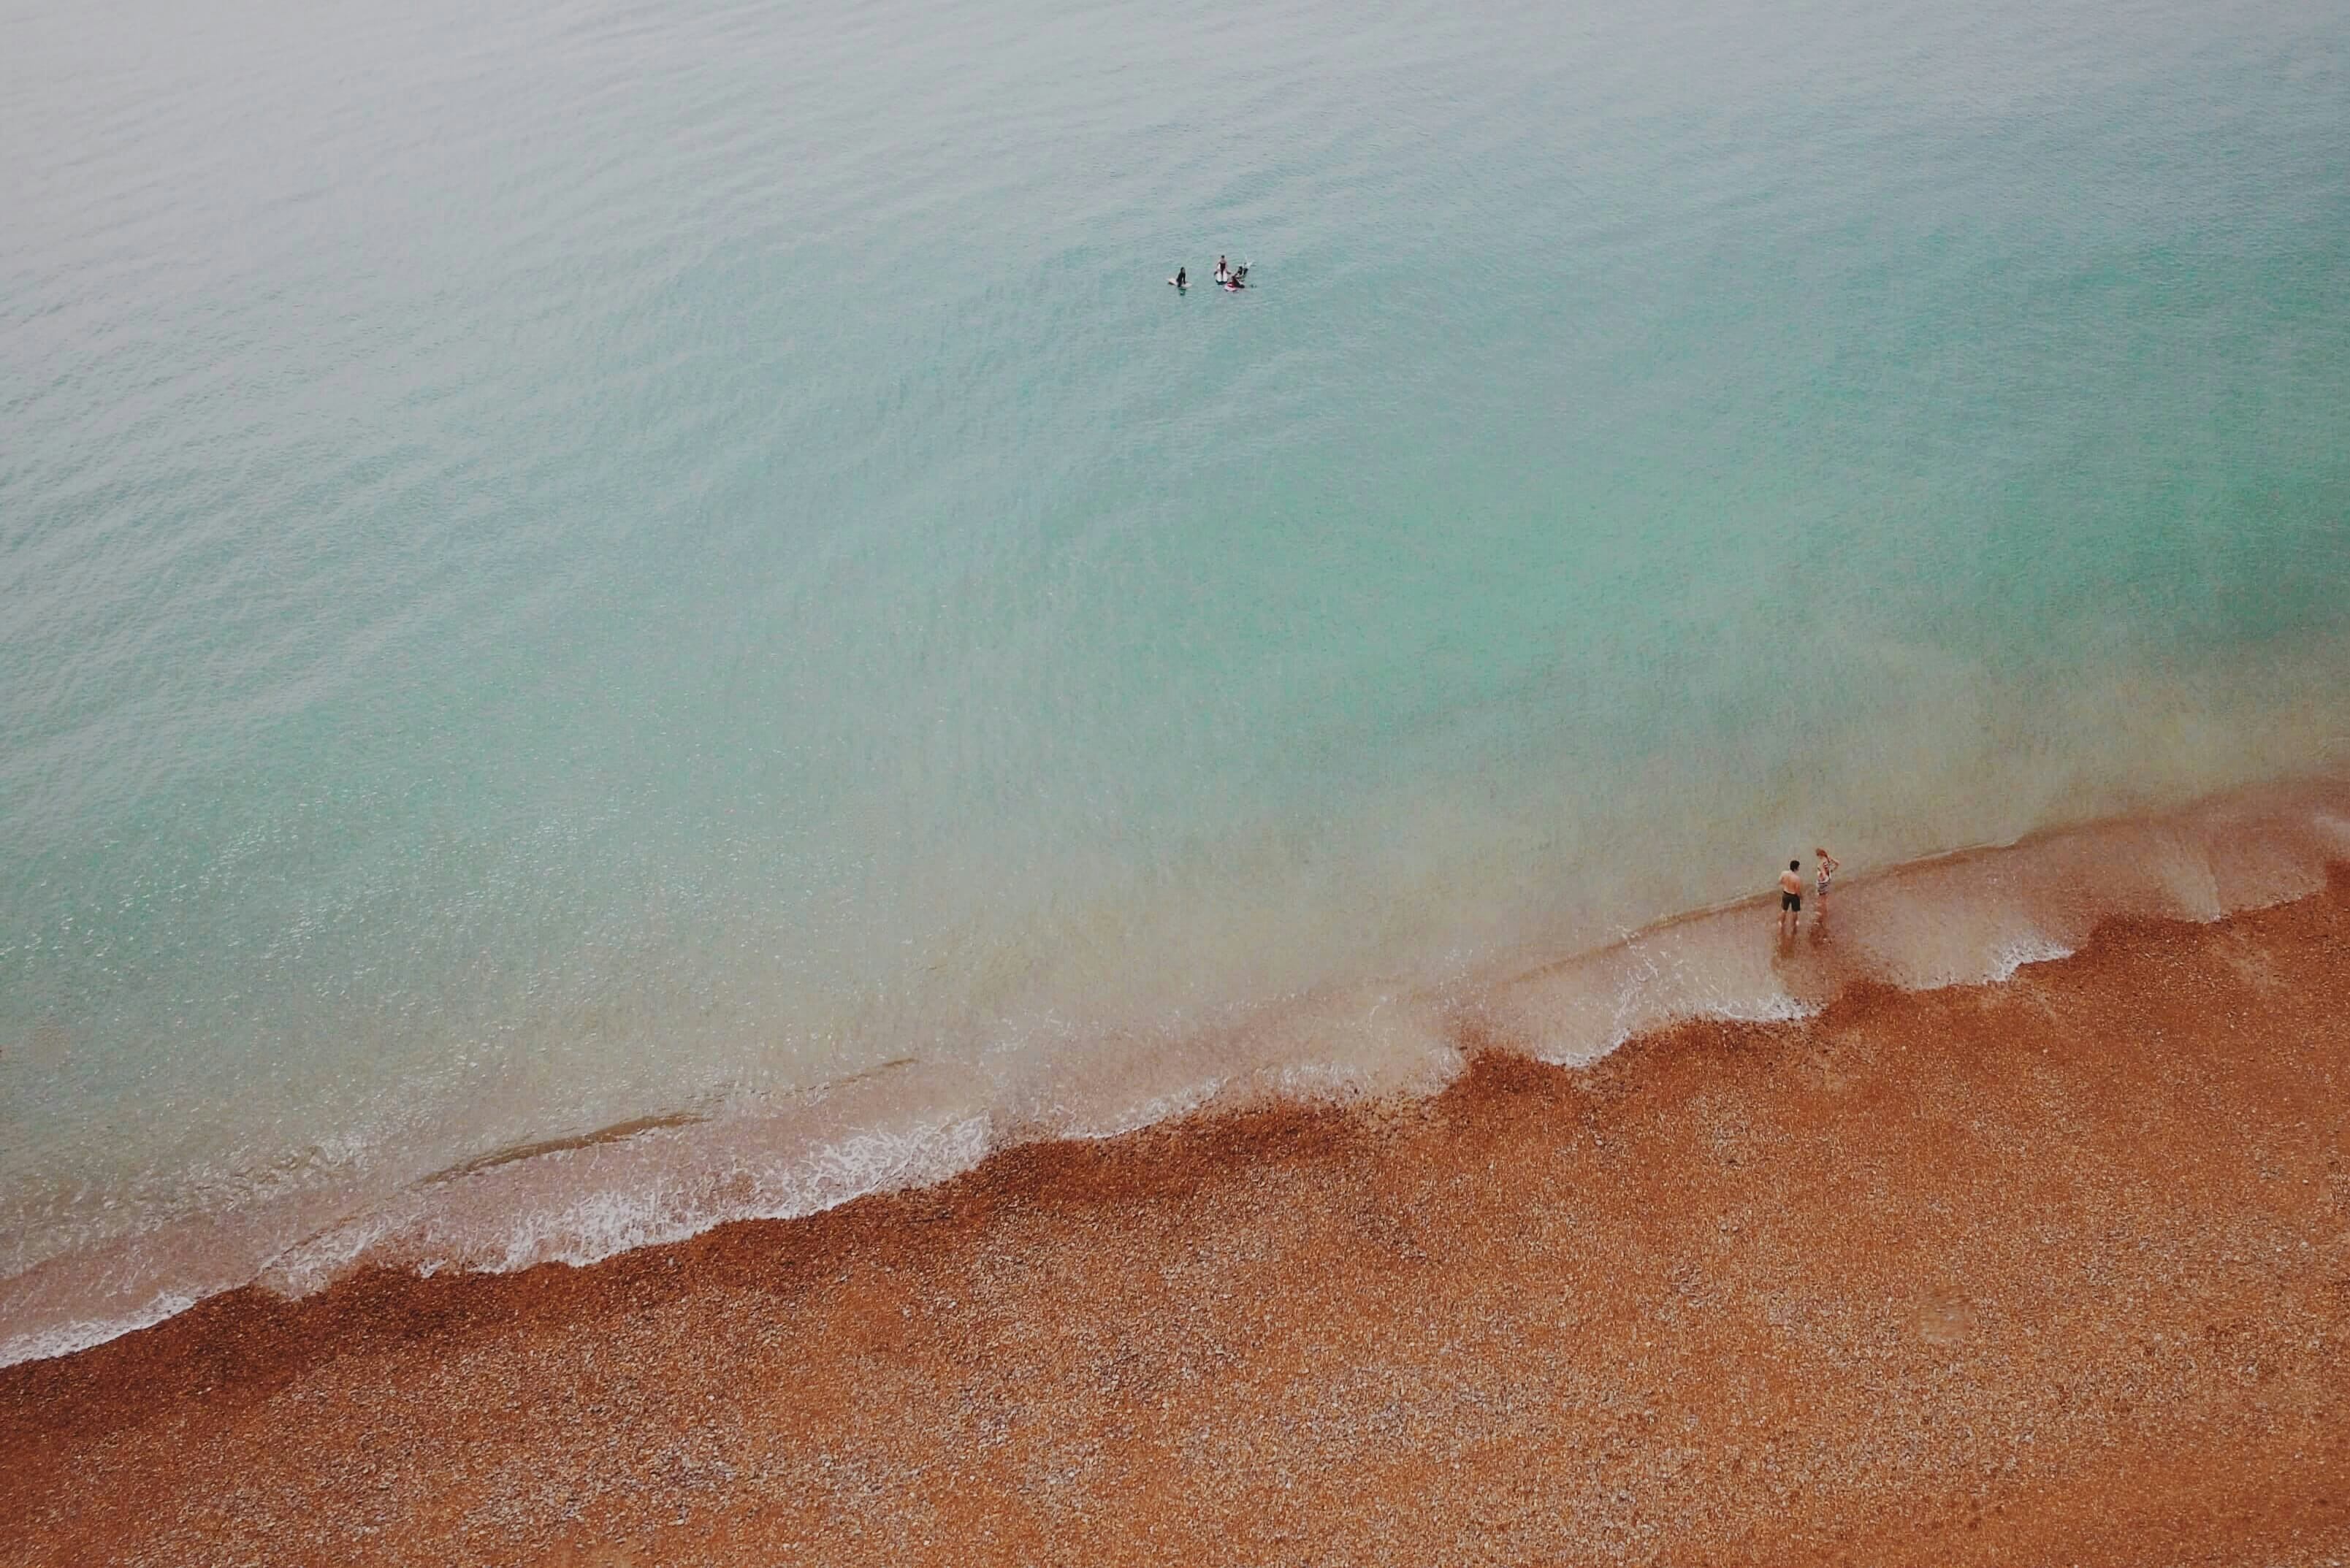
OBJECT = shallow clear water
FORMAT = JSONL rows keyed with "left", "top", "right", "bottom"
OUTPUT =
{"left": 4, "top": 0, "right": 2348, "bottom": 1360}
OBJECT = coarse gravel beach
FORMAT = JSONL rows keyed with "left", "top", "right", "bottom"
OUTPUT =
{"left": 7, "top": 872, "right": 2347, "bottom": 1566}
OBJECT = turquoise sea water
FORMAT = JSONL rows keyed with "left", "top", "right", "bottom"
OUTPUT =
{"left": 4, "top": 0, "right": 2348, "bottom": 1359}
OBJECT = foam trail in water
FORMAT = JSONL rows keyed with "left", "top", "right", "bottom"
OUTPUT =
{"left": 0, "top": 1290, "right": 201, "bottom": 1371}
{"left": 1473, "top": 773, "right": 2350, "bottom": 1062}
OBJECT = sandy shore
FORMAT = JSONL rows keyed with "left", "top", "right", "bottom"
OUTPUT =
{"left": 7, "top": 874, "right": 2349, "bottom": 1566}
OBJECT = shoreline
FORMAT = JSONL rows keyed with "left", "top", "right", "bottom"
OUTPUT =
{"left": 7, "top": 869, "right": 2349, "bottom": 1564}
{"left": 9, "top": 769, "right": 2349, "bottom": 1374}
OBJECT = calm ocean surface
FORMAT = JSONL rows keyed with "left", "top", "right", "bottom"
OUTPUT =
{"left": 4, "top": 0, "right": 2347, "bottom": 1360}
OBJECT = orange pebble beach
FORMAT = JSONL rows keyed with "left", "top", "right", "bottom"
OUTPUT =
{"left": 7, "top": 875, "right": 2349, "bottom": 1567}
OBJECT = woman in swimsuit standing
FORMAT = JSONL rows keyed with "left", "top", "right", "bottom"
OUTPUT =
{"left": 1815, "top": 846, "right": 1840, "bottom": 917}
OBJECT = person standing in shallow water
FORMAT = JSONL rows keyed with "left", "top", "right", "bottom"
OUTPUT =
{"left": 1815, "top": 846, "right": 1840, "bottom": 919}
{"left": 1779, "top": 859, "right": 1805, "bottom": 938}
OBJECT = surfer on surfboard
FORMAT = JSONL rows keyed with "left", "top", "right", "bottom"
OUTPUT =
{"left": 1170, "top": 266, "right": 1186, "bottom": 289}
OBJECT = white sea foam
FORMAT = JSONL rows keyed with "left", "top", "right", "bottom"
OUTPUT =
{"left": 262, "top": 1113, "right": 999, "bottom": 1290}
{"left": 489, "top": 1114, "right": 995, "bottom": 1271}
{"left": 0, "top": 1290, "right": 200, "bottom": 1371}
{"left": 1983, "top": 936, "right": 2075, "bottom": 983}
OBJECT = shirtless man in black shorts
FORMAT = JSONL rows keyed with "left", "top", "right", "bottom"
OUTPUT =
{"left": 1778, "top": 859, "right": 1804, "bottom": 938}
